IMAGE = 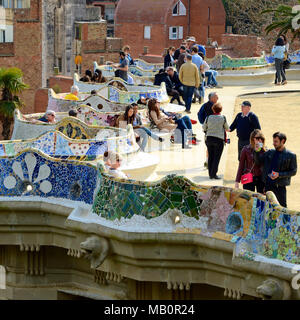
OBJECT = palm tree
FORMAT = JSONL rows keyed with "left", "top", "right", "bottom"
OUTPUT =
{"left": 0, "top": 67, "right": 29, "bottom": 140}
{"left": 262, "top": 1, "right": 300, "bottom": 40}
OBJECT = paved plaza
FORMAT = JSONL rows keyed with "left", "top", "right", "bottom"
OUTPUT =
{"left": 151, "top": 80, "right": 300, "bottom": 209}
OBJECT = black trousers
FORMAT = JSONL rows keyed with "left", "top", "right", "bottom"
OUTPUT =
{"left": 167, "top": 88, "right": 182, "bottom": 104}
{"left": 238, "top": 139, "right": 249, "bottom": 161}
{"left": 265, "top": 184, "right": 287, "bottom": 208}
{"left": 205, "top": 136, "right": 224, "bottom": 178}
{"left": 243, "top": 176, "right": 265, "bottom": 194}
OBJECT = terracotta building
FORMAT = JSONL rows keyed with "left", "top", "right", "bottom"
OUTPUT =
{"left": 115, "top": 0, "right": 226, "bottom": 58}
{"left": 0, "top": 0, "right": 122, "bottom": 114}
{"left": 89, "top": 0, "right": 119, "bottom": 36}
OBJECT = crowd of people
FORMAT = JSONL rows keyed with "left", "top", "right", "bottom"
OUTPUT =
{"left": 55, "top": 35, "right": 297, "bottom": 208}
{"left": 156, "top": 36, "right": 222, "bottom": 113}
{"left": 198, "top": 92, "right": 297, "bottom": 208}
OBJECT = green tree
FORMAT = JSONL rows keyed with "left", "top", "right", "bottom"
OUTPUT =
{"left": 0, "top": 67, "right": 29, "bottom": 140}
{"left": 222, "top": 0, "right": 296, "bottom": 35}
{"left": 262, "top": 1, "right": 300, "bottom": 40}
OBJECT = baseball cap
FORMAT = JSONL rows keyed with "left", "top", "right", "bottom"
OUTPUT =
{"left": 241, "top": 101, "right": 251, "bottom": 107}
{"left": 187, "top": 36, "right": 196, "bottom": 42}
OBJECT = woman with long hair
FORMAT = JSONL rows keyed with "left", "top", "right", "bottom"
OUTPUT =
{"left": 235, "top": 129, "right": 266, "bottom": 193}
{"left": 115, "top": 105, "right": 135, "bottom": 128}
{"left": 272, "top": 37, "right": 287, "bottom": 85}
{"left": 115, "top": 105, "right": 148, "bottom": 151}
{"left": 148, "top": 98, "right": 194, "bottom": 149}
{"left": 92, "top": 69, "right": 107, "bottom": 83}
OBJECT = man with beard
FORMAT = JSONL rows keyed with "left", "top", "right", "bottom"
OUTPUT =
{"left": 254, "top": 132, "right": 297, "bottom": 208}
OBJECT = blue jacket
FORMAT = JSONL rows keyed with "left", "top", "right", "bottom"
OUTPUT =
{"left": 272, "top": 45, "right": 286, "bottom": 59}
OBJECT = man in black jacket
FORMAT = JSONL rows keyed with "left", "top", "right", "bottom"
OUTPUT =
{"left": 166, "top": 67, "right": 184, "bottom": 97}
{"left": 154, "top": 69, "right": 184, "bottom": 105}
{"left": 229, "top": 101, "right": 261, "bottom": 161}
{"left": 254, "top": 132, "right": 297, "bottom": 208}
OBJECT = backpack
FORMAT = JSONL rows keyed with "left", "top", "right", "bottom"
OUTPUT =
{"left": 198, "top": 104, "right": 206, "bottom": 124}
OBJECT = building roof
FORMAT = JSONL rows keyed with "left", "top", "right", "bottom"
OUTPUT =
{"left": 115, "top": 0, "right": 177, "bottom": 24}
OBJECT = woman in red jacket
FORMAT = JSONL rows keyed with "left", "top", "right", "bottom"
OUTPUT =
{"left": 235, "top": 129, "right": 266, "bottom": 193}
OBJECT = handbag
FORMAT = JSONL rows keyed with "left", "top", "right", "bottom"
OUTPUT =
{"left": 241, "top": 163, "right": 255, "bottom": 185}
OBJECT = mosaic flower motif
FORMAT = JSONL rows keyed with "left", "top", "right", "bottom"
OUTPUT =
{"left": 3, "top": 153, "right": 52, "bottom": 194}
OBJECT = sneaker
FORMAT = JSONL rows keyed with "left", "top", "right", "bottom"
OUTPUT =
{"left": 185, "top": 109, "right": 191, "bottom": 114}
{"left": 275, "top": 83, "right": 281, "bottom": 86}
{"left": 215, "top": 85, "right": 223, "bottom": 89}
{"left": 213, "top": 175, "right": 221, "bottom": 180}
{"left": 179, "top": 101, "right": 185, "bottom": 106}
{"left": 282, "top": 80, "right": 287, "bottom": 85}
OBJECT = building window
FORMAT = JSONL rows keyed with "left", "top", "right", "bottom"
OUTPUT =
{"left": 0, "top": 30, "right": 5, "bottom": 43}
{"left": 58, "top": 58, "right": 62, "bottom": 73}
{"left": 144, "top": 26, "right": 151, "bottom": 39}
{"left": 172, "top": 1, "right": 186, "bottom": 16}
{"left": 208, "top": 7, "right": 210, "bottom": 20}
{"left": 169, "top": 26, "right": 183, "bottom": 40}
{"left": 0, "top": 26, "right": 13, "bottom": 42}
{"left": 0, "top": 0, "right": 30, "bottom": 8}
{"left": 75, "top": 25, "right": 81, "bottom": 40}
{"left": 208, "top": 25, "right": 210, "bottom": 38}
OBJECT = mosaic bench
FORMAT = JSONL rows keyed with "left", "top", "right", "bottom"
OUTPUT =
{"left": 92, "top": 163, "right": 300, "bottom": 265}
{"left": 47, "top": 88, "right": 134, "bottom": 113}
{"left": 91, "top": 63, "right": 154, "bottom": 86}
{"left": 0, "top": 149, "right": 98, "bottom": 204}
{"left": 133, "top": 59, "right": 163, "bottom": 72}
{"left": 207, "top": 53, "right": 268, "bottom": 70}
{"left": 12, "top": 111, "right": 139, "bottom": 155}
{"left": 96, "top": 79, "right": 169, "bottom": 104}
{"left": 3, "top": 129, "right": 136, "bottom": 161}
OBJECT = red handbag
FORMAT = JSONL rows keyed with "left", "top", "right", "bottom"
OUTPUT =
{"left": 241, "top": 164, "right": 255, "bottom": 185}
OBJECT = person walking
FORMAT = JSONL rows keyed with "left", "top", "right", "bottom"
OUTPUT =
{"left": 203, "top": 103, "right": 229, "bottom": 179}
{"left": 191, "top": 46, "right": 204, "bottom": 104}
{"left": 229, "top": 101, "right": 261, "bottom": 161}
{"left": 272, "top": 37, "right": 287, "bottom": 85}
{"left": 254, "top": 132, "right": 297, "bottom": 208}
{"left": 235, "top": 129, "right": 266, "bottom": 193}
{"left": 179, "top": 54, "right": 200, "bottom": 114}
{"left": 198, "top": 92, "right": 219, "bottom": 168}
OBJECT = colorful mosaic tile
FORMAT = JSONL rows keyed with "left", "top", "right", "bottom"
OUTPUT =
{"left": 0, "top": 150, "right": 97, "bottom": 204}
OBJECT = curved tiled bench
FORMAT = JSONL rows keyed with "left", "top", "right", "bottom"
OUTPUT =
{"left": 0, "top": 149, "right": 98, "bottom": 204}
{"left": 47, "top": 88, "right": 134, "bottom": 113}
{"left": 90, "top": 63, "right": 154, "bottom": 86}
{"left": 133, "top": 59, "right": 163, "bottom": 72}
{"left": 92, "top": 164, "right": 300, "bottom": 264}
{"left": 7, "top": 128, "right": 138, "bottom": 161}
{"left": 96, "top": 79, "right": 169, "bottom": 104}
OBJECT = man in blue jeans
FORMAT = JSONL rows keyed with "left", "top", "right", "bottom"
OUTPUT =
{"left": 179, "top": 54, "right": 200, "bottom": 113}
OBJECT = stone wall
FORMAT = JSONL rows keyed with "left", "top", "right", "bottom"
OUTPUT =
{"left": 221, "top": 34, "right": 264, "bottom": 58}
